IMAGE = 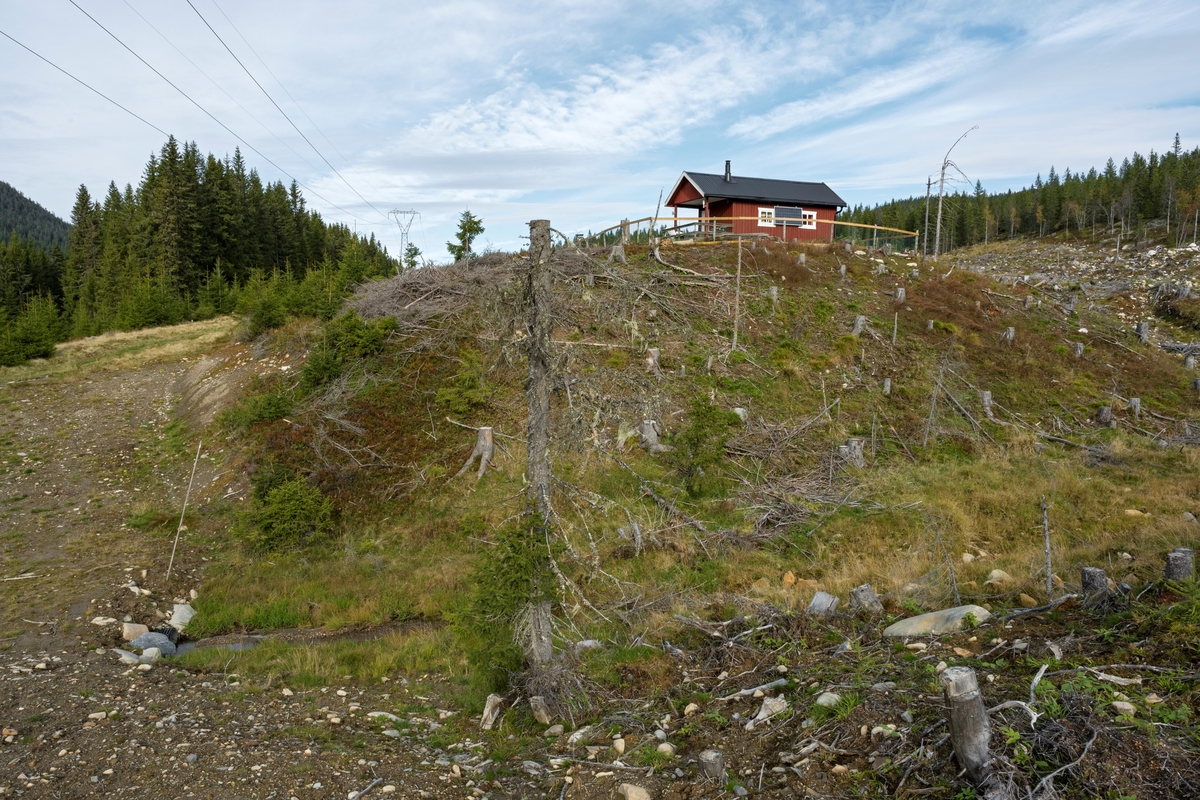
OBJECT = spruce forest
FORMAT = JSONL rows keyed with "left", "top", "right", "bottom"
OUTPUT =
{"left": 842, "top": 134, "right": 1200, "bottom": 251}
{"left": 0, "top": 135, "right": 395, "bottom": 366}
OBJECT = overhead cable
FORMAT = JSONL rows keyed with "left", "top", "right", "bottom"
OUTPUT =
{"left": 0, "top": 27, "right": 169, "bottom": 137}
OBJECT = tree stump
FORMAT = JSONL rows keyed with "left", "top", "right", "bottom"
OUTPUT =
{"left": 1024, "top": 295, "right": 1034, "bottom": 309}
{"left": 645, "top": 347, "right": 663, "bottom": 379}
{"left": 797, "top": 252, "right": 807, "bottom": 266}
{"left": 698, "top": 749, "right": 726, "bottom": 781}
{"left": 844, "top": 242, "right": 852, "bottom": 253}
{"left": 1072, "top": 342, "right": 1085, "bottom": 358}
{"left": 846, "top": 438, "right": 865, "bottom": 468}
{"left": 883, "top": 378, "right": 892, "bottom": 396}
{"left": 768, "top": 285, "right": 778, "bottom": 311}
{"left": 839, "top": 263, "right": 847, "bottom": 280}
{"left": 852, "top": 315, "right": 868, "bottom": 337}
{"left": 638, "top": 420, "right": 671, "bottom": 454}
{"left": 807, "top": 591, "right": 839, "bottom": 616}
{"left": 1095, "top": 406, "right": 1114, "bottom": 427}
{"left": 980, "top": 390, "right": 997, "bottom": 421}
{"left": 530, "top": 696, "right": 552, "bottom": 725}
{"left": 1002, "top": 327, "right": 1015, "bottom": 346}
{"left": 927, "top": 319, "right": 935, "bottom": 330}
{"left": 1129, "top": 397, "right": 1141, "bottom": 418}
{"left": 609, "top": 245, "right": 627, "bottom": 265}
{"left": 911, "top": 269, "right": 919, "bottom": 280}
{"left": 939, "top": 667, "right": 999, "bottom": 791}
{"left": 1136, "top": 321, "right": 1150, "bottom": 343}
{"left": 480, "top": 694, "right": 504, "bottom": 730}
{"left": 1082, "top": 567, "right": 1110, "bottom": 605}
{"left": 1165, "top": 548, "right": 1194, "bottom": 582}
{"left": 455, "top": 427, "right": 495, "bottom": 480}
{"left": 849, "top": 583, "right": 883, "bottom": 614}
{"left": 895, "top": 287, "right": 907, "bottom": 304}
{"left": 1186, "top": 355, "right": 1196, "bottom": 370}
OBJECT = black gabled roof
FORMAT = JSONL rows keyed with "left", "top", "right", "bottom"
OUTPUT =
{"left": 674, "top": 171, "right": 846, "bottom": 208}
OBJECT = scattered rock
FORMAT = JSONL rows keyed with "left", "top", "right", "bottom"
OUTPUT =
{"left": 282, "top": 688, "right": 294, "bottom": 697}
{"left": 567, "top": 725, "right": 595, "bottom": 746}
{"left": 883, "top": 605, "right": 991, "bottom": 637}
{"left": 935, "top": 661, "right": 948, "bottom": 673}
{"left": 870, "top": 682, "right": 896, "bottom": 693}
{"left": 905, "top": 642, "right": 927, "bottom": 652}
{"left": 1019, "top": 593, "right": 1039, "bottom": 608}
{"left": 871, "top": 724, "right": 897, "bottom": 740}
{"left": 121, "top": 623, "right": 149, "bottom": 642}
{"left": 1124, "top": 509, "right": 1145, "bottom": 517}
{"left": 831, "top": 764, "right": 849, "bottom": 775}
{"left": 1111, "top": 701, "right": 1137, "bottom": 717}
{"left": 367, "top": 711, "right": 400, "bottom": 721}
{"left": 545, "top": 724, "right": 564, "bottom": 736}
{"left": 746, "top": 695, "right": 789, "bottom": 730}
{"left": 848, "top": 583, "right": 884, "bottom": 614}
{"left": 87, "top": 712, "right": 106, "bottom": 721}
{"left": 984, "top": 569, "right": 1013, "bottom": 586}
{"left": 952, "top": 646, "right": 974, "bottom": 657}
{"left": 167, "top": 603, "right": 195, "bottom": 633}
{"left": 612, "top": 738, "right": 626, "bottom": 755}
{"left": 1183, "top": 512, "right": 1196, "bottom": 522}
{"left": 815, "top": 692, "right": 841, "bottom": 708}
{"left": 129, "top": 632, "right": 176, "bottom": 656}
{"left": 684, "top": 702, "right": 700, "bottom": 717}
{"left": 139, "top": 647, "right": 162, "bottom": 663}
{"left": 111, "top": 648, "right": 140, "bottom": 665}
{"left": 90, "top": 616, "right": 117, "bottom": 626}
{"left": 733, "top": 786, "right": 749, "bottom": 797}
{"left": 656, "top": 742, "right": 676, "bottom": 757}
{"left": 619, "top": 783, "right": 651, "bottom": 800}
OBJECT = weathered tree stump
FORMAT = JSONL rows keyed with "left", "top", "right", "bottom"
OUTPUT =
{"left": 768, "top": 285, "right": 778, "bottom": 311}
{"left": 1095, "top": 406, "right": 1114, "bottom": 427}
{"left": 846, "top": 437, "right": 865, "bottom": 468}
{"left": 1136, "top": 321, "right": 1150, "bottom": 343}
{"left": 883, "top": 378, "right": 892, "bottom": 396}
{"left": 797, "top": 252, "right": 807, "bottom": 266}
{"left": 895, "top": 287, "right": 907, "bottom": 304}
{"left": 1165, "top": 548, "right": 1194, "bottom": 582}
{"left": 807, "top": 591, "right": 839, "bottom": 616}
{"left": 530, "top": 696, "right": 552, "bottom": 725}
{"left": 911, "top": 269, "right": 919, "bottom": 280}
{"left": 1082, "top": 567, "right": 1111, "bottom": 605}
{"left": 698, "top": 749, "right": 726, "bottom": 781}
{"left": 839, "top": 263, "right": 847, "bottom": 280}
{"left": 480, "top": 694, "right": 504, "bottom": 730}
{"left": 849, "top": 583, "right": 883, "bottom": 614}
{"left": 844, "top": 242, "right": 852, "bottom": 253}
{"left": 609, "top": 244, "right": 627, "bottom": 265}
{"left": 455, "top": 426, "right": 495, "bottom": 480}
{"left": 1024, "top": 294, "right": 1035, "bottom": 309}
{"left": 852, "top": 315, "right": 868, "bottom": 337}
{"left": 1186, "top": 355, "right": 1196, "bottom": 370}
{"left": 981, "top": 390, "right": 996, "bottom": 421}
{"left": 927, "top": 319, "right": 935, "bottom": 330}
{"left": 1072, "top": 342, "right": 1085, "bottom": 358}
{"left": 1128, "top": 397, "right": 1141, "bottom": 418}
{"left": 645, "top": 347, "right": 663, "bottom": 379}
{"left": 939, "top": 667, "right": 1005, "bottom": 795}
{"left": 638, "top": 420, "right": 671, "bottom": 454}
{"left": 1002, "top": 327, "right": 1015, "bottom": 346}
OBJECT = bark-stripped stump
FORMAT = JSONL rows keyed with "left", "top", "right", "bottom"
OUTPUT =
{"left": 455, "top": 426, "right": 495, "bottom": 480}
{"left": 645, "top": 347, "right": 663, "bottom": 379}
{"left": 698, "top": 750, "right": 726, "bottom": 781}
{"left": 609, "top": 245, "right": 627, "bottom": 265}
{"left": 846, "top": 437, "right": 865, "bottom": 468}
{"left": 1082, "top": 567, "right": 1111, "bottom": 606}
{"left": 895, "top": 287, "right": 906, "bottom": 304}
{"left": 939, "top": 668, "right": 1012, "bottom": 799}
{"left": 883, "top": 378, "right": 892, "bottom": 396}
{"left": 1096, "top": 406, "right": 1114, "bottom": 427}
{"left": 638, "top": 420, "right": 671, "bottom": 454}
{"left": 1129, "top": 397, "right": 1141, "bottom": 418}
{"left": 1165, "top": 548, "right": 1194, "bottom": 582}
{"left": 1186, "top": 355, "right": 1196, "bottom": 371}
{"left": 1136, "top": 321, "right": 1150, "bottom": 343}
{"left": 849, "top": 583, "right": 883, "bottom": 614}
{"left": 807, "top": 591, "right": 839, "bottom": 616}
{"left": 852, "top": 315, "right": 868, "bottom": 337}
{"left": 1024, "top": 295, "right": 1034, "bottom": 309}
{"left": 1072, "top": 342, "right": 1085, "bottom": 358}
{"left": 1002, "top": 327, "right": 1015, "bottom": 346}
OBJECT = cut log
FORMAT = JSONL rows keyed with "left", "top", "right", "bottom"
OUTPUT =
{"left": 530, "top": 696, "right": 552, "bottom": 725}
{"left": 939, "top": 667, "right": 1004, "bottom": 794}
{"left": 455, "top": 426, "right": 495, "bottom": 480}
{"left": 1072, "top": 342, "right": 1085, "bottom": 358}
{"left": 852, "top": 315, "right": 868, "bottom": 337}
{"left": 698, "top": 749, "right": 726, "bottom": 781}
{"left": 1002, "top": 327, "right": 1015, "bottom": 346}
{"left": 1136, "top": 321, "right": 1150, "bottom": 343}
{"left": 480, "top": 694, "right": 504, "bottom": 730}
{"left": 1081, "top": 567, "right": 1110, "bottom": 605}
{"left": 895, "top": 287, "right": 907, "bottom": 304}
{"left": 849, "top": 583, "right": 883, "bottom": 614}
{"left": 609, "top": 244, "right": 627, "bottom": 265}
{"left": 807, "top": 591, "right": 839, "bottom": 616}
{"left": 1165, "top": 548, "right": 1194, "bottom": 582}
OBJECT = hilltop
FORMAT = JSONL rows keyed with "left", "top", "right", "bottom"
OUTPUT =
{"left": 0, "top": 180, "right": 69, "bottom": 251}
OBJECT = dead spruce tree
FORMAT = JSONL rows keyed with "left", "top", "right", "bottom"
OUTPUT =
{"left": 519, "top": 218, "right": 555, "bottom": 668}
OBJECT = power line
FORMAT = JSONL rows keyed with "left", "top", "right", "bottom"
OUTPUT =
{"left": 119, "top": 0, "right": 326, "bottom": 180}
{"left": 0, "top": 27, "right": 169, "bottom": 137}
{"left": 184, "top": 0, "right": 389, "bottom": 223}
{"left": 67, "top": 0, "right": 376, "bottom": 226}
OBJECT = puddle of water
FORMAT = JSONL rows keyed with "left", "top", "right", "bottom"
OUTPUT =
{"left": 175, "top": 636, "right": 265, "bottom": 656}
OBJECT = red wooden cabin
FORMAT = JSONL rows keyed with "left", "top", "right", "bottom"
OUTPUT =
{"left": 665, "top": 161, "right": 846, "bottom": 242}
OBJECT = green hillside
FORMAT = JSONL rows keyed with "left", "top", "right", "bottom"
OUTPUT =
{"left": 0, "top": 179, "right": 69, "bottom": 251}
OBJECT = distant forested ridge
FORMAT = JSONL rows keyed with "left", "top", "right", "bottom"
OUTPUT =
{"left": 840, "top": 134, "right": 1200, "bottom": 252}
{"left": 0, "top": 135, "right": 396, "bottom": 366}
{"left": 0, "top": 180, "right": 70, "bottom": 251}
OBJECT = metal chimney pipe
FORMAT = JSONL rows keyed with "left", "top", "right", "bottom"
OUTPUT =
{"left": 724, "top": 160, "right": 732, "bottom": 182}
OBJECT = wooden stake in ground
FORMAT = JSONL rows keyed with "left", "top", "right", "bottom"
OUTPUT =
{"left": 523, "top": 219, "right": 554, "bottom": 667}
{"left": 455, "top": 426, "right": 495, "bottom": 480}
{"left": 166, "top": 440, "right": 202, "bottom": 582}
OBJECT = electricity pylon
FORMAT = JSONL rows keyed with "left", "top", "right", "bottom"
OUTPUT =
{"left": 389, "top": 209, "right": 419, "bottom": 272}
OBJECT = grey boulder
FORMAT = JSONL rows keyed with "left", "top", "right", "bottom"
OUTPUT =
{"left": 130, "top": 631, "right": 177, "bottom": 656}
{"left": 883, "top": 605, "right": 991, "bottom": 637}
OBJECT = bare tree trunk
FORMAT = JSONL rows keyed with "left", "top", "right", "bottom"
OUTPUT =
{"left": 524, "top": 219, "right": 554, "bottom": 667}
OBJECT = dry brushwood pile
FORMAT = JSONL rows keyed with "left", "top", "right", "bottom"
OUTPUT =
{"left": 3, "top": 232, "right": 1200, "bottom": 799}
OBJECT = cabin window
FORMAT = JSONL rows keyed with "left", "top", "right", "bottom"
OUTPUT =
{"left": 757, "top": 207, "right": 775, "bottom": 227}
{"left": 798, "top": 209, "right": 817, "bottom": 230}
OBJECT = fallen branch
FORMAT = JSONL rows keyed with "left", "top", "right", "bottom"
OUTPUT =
{"left": 999, "top": 593, "right": 1078, "bottom": 620}
{"left": 987, "top": 700, "right": 1040, "bottom": 728}
{"left": 717, "top": 678, "right": 788, "bottom": 702}
{"left": 1030, "top": 722, "right": 1098, "bottom": 798}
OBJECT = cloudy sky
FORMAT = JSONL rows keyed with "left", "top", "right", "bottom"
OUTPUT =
{"left": 2, "top": 0, "right": 1198, "bottom": 258}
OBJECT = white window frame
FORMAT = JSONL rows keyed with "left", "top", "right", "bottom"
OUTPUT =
{"left": 757, "top": 207, "right": 776, "bottom": 227}
{"left": 797, "top": 209, "right": 817, "bottom": 230}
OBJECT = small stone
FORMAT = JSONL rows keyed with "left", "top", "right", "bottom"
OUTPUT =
{"left": 381, "top": 729, "right": 400, "bottom": 738}
{"left": 282, "top": 688, "right": 294, "bottom": 697}
{"left": 815, "top": 692, "right": 841, "bottom": 708}
{"left": 753, "top": 689, "right": 764, "bottom": 698}
{"left": 961, "top": 553, "right": 975, "bottom": 563}
{"left": 87, "top": 712, "right": 107, "bottom": 721}
{"left": 733, "top": 786, "right": 749, "bottom": 797}
{"left": 136, "top": 663, "right": 152, "bottom": 671}
{"left": 984, "top": 569, "right": 1013, "bottom": 586}
{"left": 953, "top": 647, "right": 973, "bottom": 657}
{"left": 684, "top": 702, "right": 700, "bottom": 717}
{"left": 654, "top": 728, "right": 667, "bottom": 741}
{"left": 129, "top": 632, "right": 176, "bottom": 656}
{"left": 870, "top": 682, "right": 896, "bottom": 692}
{"left": 190, "top": 589, "right": 199, "bottom": 600}
{"left": 618, "top": 783, "right": 651, "bottom": 800}
{"left": 546, "top": 724, "right": 564, "bottom": 736}
{"left": 121, "top": 623, "right": 149, "bottom": 642}
{"left": 905, "top": 642, "right": 927, "bottom": 652}
{"left": 139, "top": 647, "right": 161, "bottom": 663}
{"left": 612, "top": 738, "right": 626, "bottom": 755}
{"left": 831, "top": 765, "right": 849, "bottom": 775}
{"left": 530, "top": 696, "right": 552, "bottom": 725}
{"left": 112, "top": 649, "right": 140, "bottom": 666}
{"left": 1145, "top": 693, "right": 1164, "bottom": 705}
{"left": 1111, "top": 701, "right": 1136, "bottom": 717}
{"left": 381, "top": 787, "right": 397, "bottom": 794}
{"left": 1018, "top": 594, "right": 1039, "bottom": 608}
{"left": 1052, "top": 574, "right": 1065, "bottom": 588}
{"left": 186, "top": 754, "right": 197, "bottom": 763}
{"left": 935, "top": 661, "right": 948, "bottom": 673}
{"left": 656, "top": 742, "right": 676, "bottom": 758}
{"left": 90, "top": 616, "right": 117, "bottom": 626}
{"left": 328, "top": 717, "right": 342, "bottom": 724}
{"left": 336, "top": 690, "right": 348, "bottom": 697}
{"left": 871, "top": 724, "right": 897, "bottom": 739}
{"left": 901, "top": 710, "right": 914, "bottom": 723}
{"left": 1124, "top": 509, "right": 1145, "bottom": 517}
